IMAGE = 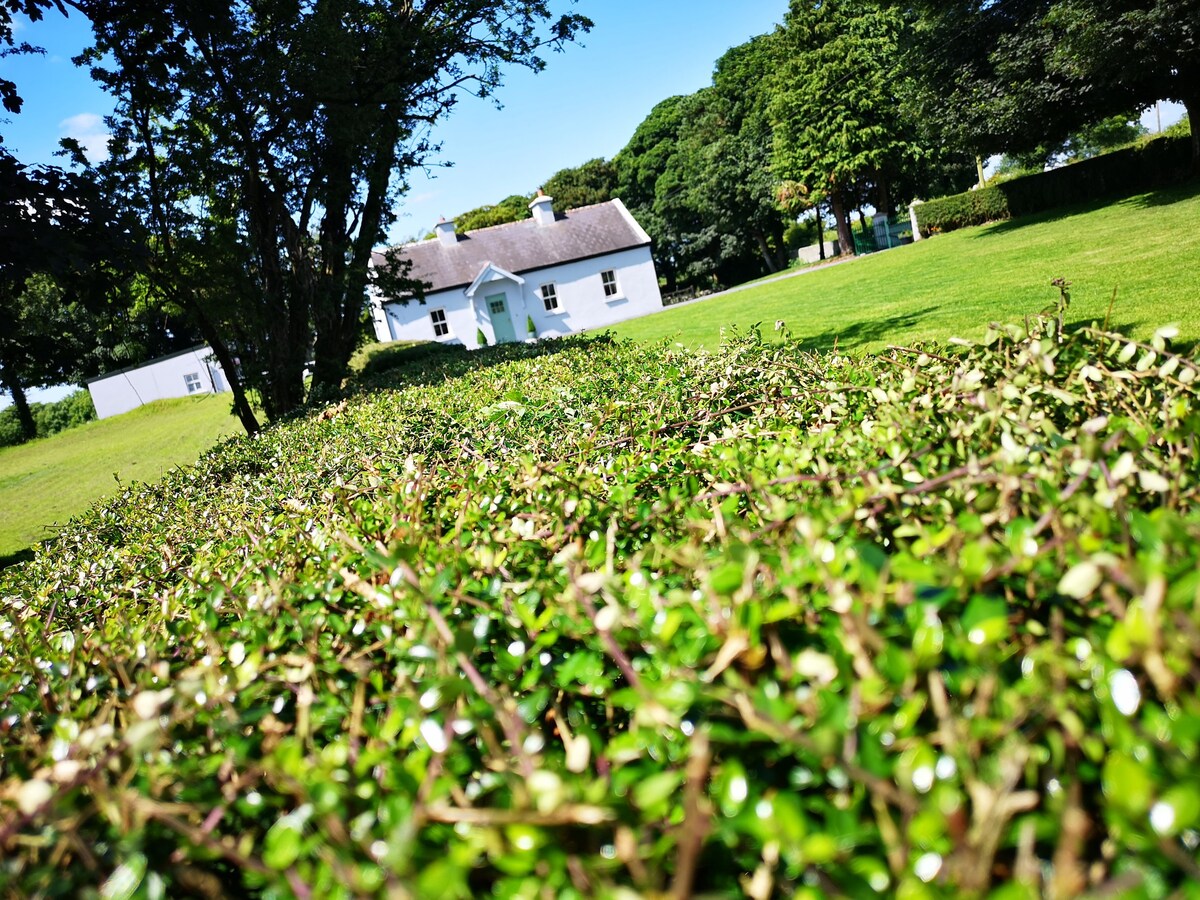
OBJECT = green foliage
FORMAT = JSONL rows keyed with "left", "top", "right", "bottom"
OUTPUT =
{"left": 86, "top": 1, "right": 591, "bottom": 422}
{"left": 541, "top": 158, "right": 617, "bottom": 210}
{"left": 916, "top": 186, "right": 1012, "bottom": 234}
{"left": 476, "top": 327, "right": 488, "bottom": 348}
{"left": 3, "top": 308, "right": 1200, "bottom": 895}
{"left": 0, "top": 390, "right": 99, "bottom": 449}
{"left": 526, "top": 315, "right": 536, "bottom": 337}
{"left": 917, "top": 135, "right": 1193, "bottom": 235}
{"left": 452, "top": 194, "right": 534, "bottom": 233}
{"left": 895, "top": 0, "right": 1199, "bottom": 169}
{"left": 348, "top": 341, "right": 442, "bottom": 380}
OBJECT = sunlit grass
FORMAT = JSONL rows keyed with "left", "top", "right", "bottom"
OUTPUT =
{"left": 612, "top": 182, "right": 1200, "bottom": 352}
{"left": 0, "top": 395, "right": 240, "bottom": 560}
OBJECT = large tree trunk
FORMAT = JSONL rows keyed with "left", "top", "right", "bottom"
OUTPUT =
{"left": 875, "top": 171, "right": 891, "bottom": 220}
{"left": 181, "top": 296, "right": 261, "bottom": 436}
{"left": 817, "top": 205, "right": 826, "bottom": 261}
{"left": 755, "top": 233, "right": 780, "bottom": 274}
{"left": 1185, "top": 96, "right": 1200, "bottom": 175}
{"left": 1, "top": 366, "right": 36, "bottom": 443}
{"left": 830, "top": 190, "right": 853, "bottom": 257}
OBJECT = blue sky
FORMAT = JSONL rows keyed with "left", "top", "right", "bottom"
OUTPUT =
{"left": 2, "top": 1, "right": 791, "bottom": 240}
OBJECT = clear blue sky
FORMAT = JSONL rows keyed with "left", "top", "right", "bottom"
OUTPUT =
{"left": 2, "top": 1, "right": 791, "bottom": 241}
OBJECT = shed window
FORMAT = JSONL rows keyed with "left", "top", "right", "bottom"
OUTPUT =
{"left": 183, "top": 372, "right": 204, "bottom": 394}
{"left": 601, "top": 270, "right": 620, "bottom": 298}
{"left": 431, "top": 308, "right": 450, "bottom": 337}
{"left": 540, "top": 283, "right": 559, "bottom": 312}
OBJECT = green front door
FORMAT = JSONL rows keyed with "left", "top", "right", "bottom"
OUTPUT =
{"left": 485, "top": 292, "right": 518, "bottom": 344}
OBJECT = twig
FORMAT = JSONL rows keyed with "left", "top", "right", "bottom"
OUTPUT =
{"left": 424, "top": 805, "right": 614, "bottom": 826}
{"left": 670, "top": 731, "right": 712, "bottom": 900}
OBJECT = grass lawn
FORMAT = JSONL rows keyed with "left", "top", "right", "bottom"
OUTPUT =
{"left": 613, "top": 181, "right": 1200, "bottom": 351}
{"left": 0, "top": 395, "right": 240, "bottom": 561}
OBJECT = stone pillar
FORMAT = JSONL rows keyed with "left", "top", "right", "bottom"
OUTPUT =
{"left": 909, "top": 199, "right": 924, "bottom": 241}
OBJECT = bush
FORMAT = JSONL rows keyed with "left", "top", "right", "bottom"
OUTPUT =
{"left": 33, "top": 390, "right": 95, "bottom": 438}
{"left": 917, "top": 134, "right": 1193, "bottom": 235}
{"left": 349, "top": 339, "right": 459, "bottom": 380}
{"left": 0, "top": 390, "right": 96, "bottom": 448}
{"left": 2, "top": 317, "right": 1200, "bottom": 896}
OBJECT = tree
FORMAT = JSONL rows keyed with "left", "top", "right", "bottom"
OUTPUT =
{"left": 78, "top": 0, "right": 591, "bottom": 429}
{"left": 770, "top": 0, "right": 921, "bottom": 254}
{"left": 542, "top": 158, "right": 617, "bottom": 210}
{"left": 0, "top": 155, "right": 123, "bottom": 441}
{"left": 451, "top": 194, "right": 534, "bottom": 232}
{"left": 896, "top": 0, "right": 1200, "bottom": 172}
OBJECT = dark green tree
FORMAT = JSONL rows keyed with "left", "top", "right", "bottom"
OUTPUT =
{"left": 896, "top": 0, "right": 1199, "bottom": 171}
{"left": 770, "top": 0, "right": 920, "bottom": 254}
{"left": 0, "top": 154, "right": 127, "bottom": 441}
{"left": 542, "top": 158, "right": 617, "bottom": 210}
{"left": 78, "top": 0, "right": 591, "bottom": 428}
{"left": 452, "top": 194, "right": 534, "bottom": 232}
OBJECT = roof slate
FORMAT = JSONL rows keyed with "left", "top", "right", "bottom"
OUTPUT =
{"left": 372, "top": 199, "right": 649, "bottom": 296}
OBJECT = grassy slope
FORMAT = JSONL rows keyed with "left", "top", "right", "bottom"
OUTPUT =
{"left": 0, "top": 395, "right": 239, "bottom": 558}
{"left": 612, "top": 181, "right": 1200, "bottom": 351}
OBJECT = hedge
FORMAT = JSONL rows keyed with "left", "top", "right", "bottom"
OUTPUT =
{"left": 2, "top": 312, "right": 1200, "bottom": 897}
{"left": 916, "top": 134, "right": 1193, "bottom": 235}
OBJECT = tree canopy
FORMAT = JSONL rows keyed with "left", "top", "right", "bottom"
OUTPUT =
{"left": 895, "top": 0, "right": 1200, "bottom": 170}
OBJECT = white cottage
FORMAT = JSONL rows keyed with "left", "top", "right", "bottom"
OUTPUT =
{"left": 86, "top": 345, "right": 229, "bottom": 419}
{"left": 369, "top": 194, "right": 663, "bottom": 348}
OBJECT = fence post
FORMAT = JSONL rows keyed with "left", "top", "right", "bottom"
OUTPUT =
{"left": 909, "top": 199, "right": 924, "bottom": 241}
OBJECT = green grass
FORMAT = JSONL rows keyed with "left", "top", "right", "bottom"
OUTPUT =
{"left": 614, "top": 181, "right": 1200, "bottom": 351}
{"left": 0, "top": 395, "right": 239, "bottom": 560}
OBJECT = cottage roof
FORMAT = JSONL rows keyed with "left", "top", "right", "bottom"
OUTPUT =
{"left": 372, "top": 198, "right": 650, "bottom": 297}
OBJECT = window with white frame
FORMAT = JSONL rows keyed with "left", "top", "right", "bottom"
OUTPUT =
{"left": 183, "top": 372, "right": 204, "bottom": 394}
{"left": 430, "top": 308, "right": 449, "bottom": 337}
{"left": 601, "top": 269, "right": 620, "bottom": 298}
{"left": 540, "top": 283, "right": 559, "bottom": 312}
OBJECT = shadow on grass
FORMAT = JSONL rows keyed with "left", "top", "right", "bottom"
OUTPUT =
{"left": 964, "top": 178, "right": 1200, "bottom": 239}
{"left": 0, "top": 546, "right": 36, "bottom": 571}
{"left": 1117, "top": 178, "right": 1200, "bottom": 209}
{"left": 795, "top": 307, "right": 941, "bottom": 354}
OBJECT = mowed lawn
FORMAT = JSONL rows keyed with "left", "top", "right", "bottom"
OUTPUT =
{"left": 612, "top": 181, "right": 1200, "bottom": 351}
{"left": 0, "top": 396, "right": 240, "bottom": 560}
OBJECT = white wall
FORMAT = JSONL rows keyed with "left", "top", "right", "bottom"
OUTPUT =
{"left": 88, "top": 347, "right": 229, "bottom": 419}
{"left": 375, "top": 246, "right": 663, "bottom": 350}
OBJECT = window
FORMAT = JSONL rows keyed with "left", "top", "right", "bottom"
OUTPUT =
{"left": 488, "top": 298, "right": 505, "bottom": 315}
{"left": 183, "top": 372, "right": 204, "bottom": 394}
{"left": 430, "top": 308, "right": 449, "bottom": 337}
{"left": 540, "top": 283, "right": 559, "bottom": 312}
{"left": 601, "top": 269, "right": 620, "bottom": 298}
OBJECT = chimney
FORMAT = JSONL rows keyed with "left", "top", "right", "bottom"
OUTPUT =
{"left": 435, "top": 217, "right": 457, "bottom": 247}
{"left": 529, "top": 189, "right": 555, "bottom": 227}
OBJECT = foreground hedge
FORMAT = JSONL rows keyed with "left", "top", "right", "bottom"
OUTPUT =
{"left": 2, "top": 309, "right": 1200, "bottom": 897}
{"left": 916, "top": 135, "right": 1192, "bottom": 235}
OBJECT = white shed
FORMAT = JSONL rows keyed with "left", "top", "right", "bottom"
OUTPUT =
{"left": 86, "top": 345, "right": 230, "bottom": 419}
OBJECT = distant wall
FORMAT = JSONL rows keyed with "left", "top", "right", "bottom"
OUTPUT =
{"left": 796, "top": 240, "right": 841, "bottom": 264}
{"left": 87, "top": 346, "right": 229, "bottom": 419}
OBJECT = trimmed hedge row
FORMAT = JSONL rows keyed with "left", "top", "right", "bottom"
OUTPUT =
{"left": 2, "top": 315, "right": 1200, "bottom": 897}
{"left": 916, "top": 135, "right": 1193, "bottom": 235}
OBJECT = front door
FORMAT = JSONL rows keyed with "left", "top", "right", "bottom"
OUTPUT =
{"left": 485, "top": 292, "right": 518, "bottom": 344}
